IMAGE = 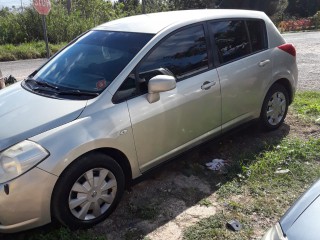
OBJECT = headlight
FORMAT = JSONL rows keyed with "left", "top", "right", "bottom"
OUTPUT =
{"left": 0, "top": 140, "right": 49, "bottom": 184}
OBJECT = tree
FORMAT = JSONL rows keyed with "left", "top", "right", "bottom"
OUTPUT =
{"left": 220, "top": 0, "right": 281, "bottom": 16}
{"left": 168, "top": 0, "right": 217, "bottom": 10}
{"left": 285, "top": 0, "right": 320, "bottom": 17}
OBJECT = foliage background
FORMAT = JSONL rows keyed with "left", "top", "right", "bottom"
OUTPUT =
{"left": 0, "top": 0, "right": 319, "bottom": 45}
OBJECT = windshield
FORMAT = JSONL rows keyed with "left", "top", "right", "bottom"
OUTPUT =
{"left": 27, "top": 31, "right": 153, "bottom": 98}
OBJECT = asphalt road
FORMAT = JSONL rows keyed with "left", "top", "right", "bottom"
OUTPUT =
{"left": 0, "top": 58, "right": 47, "bottom": 81}
{"left": 0, "top": 31, "right": 319, "bottom": 90}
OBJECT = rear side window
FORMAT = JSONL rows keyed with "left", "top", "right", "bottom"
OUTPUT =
{"left": 209, "top": 19, "right": 268, "bottom": 65}
{"left": 209, "top": 20, "right": 251, "bottom": 64}
{"left": 246, "top": 20, "right": 268, "bottom": 52}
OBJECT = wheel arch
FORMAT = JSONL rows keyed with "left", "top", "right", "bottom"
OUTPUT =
{"left": 272, "top": 78, "right": 294, "bottom": 104}
{"left": 93, "top": 147, "right": 133, "bottom": 189}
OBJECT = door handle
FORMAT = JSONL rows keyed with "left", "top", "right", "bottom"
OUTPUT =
{"left": 201, "top": 81, "right": 216, "bottom": 90}
{"left": 259, "top": 59, "right": 270, "bottom": 67}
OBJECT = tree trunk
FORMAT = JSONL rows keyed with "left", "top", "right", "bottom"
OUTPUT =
{"left": 142, "top": 0, "right": 146, "bottom": 13}
{"left": 67, "top": 0, "right": 72, "bottom": 15}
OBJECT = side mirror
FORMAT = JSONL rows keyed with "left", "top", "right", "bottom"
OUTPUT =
{"left": 147, "top": 75, "right": 176, "bottom": 103}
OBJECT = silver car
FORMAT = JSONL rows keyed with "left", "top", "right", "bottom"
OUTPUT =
{"left": 0, "top": 9, "right": 297, "bottom": 233}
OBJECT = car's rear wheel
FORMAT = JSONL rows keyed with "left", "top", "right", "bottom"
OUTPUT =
{"left": 52, "top": 152, "right": 125, "bottom": 229}
{"left": 260, "top": 84, "right": 289, "bottom": 130}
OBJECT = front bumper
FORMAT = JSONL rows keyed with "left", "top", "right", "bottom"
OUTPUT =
{"left": 0, "top": 167, "right": 57, "bottom": 233}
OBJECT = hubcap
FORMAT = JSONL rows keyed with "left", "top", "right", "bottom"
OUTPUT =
{"left": 69, "top": 168, "right": 117, "bottom": 221}
{"left": 266, "top": 92, "right": 286, "bottom": 126}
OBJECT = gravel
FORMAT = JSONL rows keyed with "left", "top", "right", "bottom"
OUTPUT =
{"left": 283, "top": 31, "right": 320, "bottom": 91}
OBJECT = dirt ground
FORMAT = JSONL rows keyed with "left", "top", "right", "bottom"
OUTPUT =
{"left": 82, "top": 111, "right": 318, "bottom": 240}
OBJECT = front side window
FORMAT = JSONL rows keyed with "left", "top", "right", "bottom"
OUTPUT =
{"left": 113, "top": 25, "right": 209, "bottom": 103}
{"left": 210, "top": 20, "right": 251, "bottom": 64}
{"left": 139, "top": 25, "right": 209, "bottom": 81}
{"left": 23, "top": 31, "right": 153, "bottom": 99}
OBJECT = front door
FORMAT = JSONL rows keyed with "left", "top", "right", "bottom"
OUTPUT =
{"left": 117, "top": 24, "right": 222, "bottom": 171}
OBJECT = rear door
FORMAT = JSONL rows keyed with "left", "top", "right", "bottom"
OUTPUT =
{"left": 208, "top": 19, "right": 272, "bottom": 131}
{"left": 113, "top": 24, "right": 222, "bottom": 172}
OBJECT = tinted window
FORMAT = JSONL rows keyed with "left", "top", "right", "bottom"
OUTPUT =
{"left": 139, "top": 25, "right": 209, "bottom": 81}
{"left": 32, "top": 31, "right": 153, "bottom": 94}
{"left": 114, "top": 25, "right": 209, "bottom": 103}
{"left": 247, "top": 20, "right": 267, "bottom": 52}
{"left": 210, "top": 20, "right": 250, "bottom": 64}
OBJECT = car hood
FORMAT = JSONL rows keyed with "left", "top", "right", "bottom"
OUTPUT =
{"left": 280, "top": 179, "right": 320, "bottom": 239}
{"left": 0, "top": 83, "right": 87, "bottom": 151}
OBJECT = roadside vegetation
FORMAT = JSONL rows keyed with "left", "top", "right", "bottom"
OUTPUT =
{"left": 0, "top": 41, "right": 66, "bottom": 61}
{"left": 0, "top": 0, "right": 319, "bottom": 61}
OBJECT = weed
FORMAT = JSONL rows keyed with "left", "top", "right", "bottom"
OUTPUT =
{"left": 129, "top": 202, "right": 160, "bottom": 221}
{"left": 292, "top": 91, "right": 320, "bottom": 122}
{"left": 199, "top": 198, "right": 213, "bottom": 207}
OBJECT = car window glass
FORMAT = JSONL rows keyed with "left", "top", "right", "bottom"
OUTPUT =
{"left": 33, "top": 31, "right": 153, "bottom": 94}
{"left": 114, "top": 25, "right": 209, "bottom": 103}
{"left": 210, "top": 20, "right": 251, "bottom": 64}
{"left": 139, "top": 25, "right": 209, "bottom": 81}
{"left": 247, "top": 20, "right": 267, "bottom": 52}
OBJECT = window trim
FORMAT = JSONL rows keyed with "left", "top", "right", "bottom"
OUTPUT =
{"left": 112, "top": 22, "right": 214, "bottom": 104}
{"left": 208, "top": 18, "right": 269, "bottom": 67}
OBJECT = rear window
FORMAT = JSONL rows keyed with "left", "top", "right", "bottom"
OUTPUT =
{"left": 209, "top": 19, "right": 268, "bottom": 64}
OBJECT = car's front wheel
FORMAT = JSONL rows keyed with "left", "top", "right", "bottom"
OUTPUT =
{"left": 52, "top": 152, "right": 125, "bottom": 229}
{"left": 260, "top": 84, "right": 289, "bottom": 130}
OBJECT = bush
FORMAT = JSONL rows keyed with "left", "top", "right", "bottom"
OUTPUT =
{"left": 0, "top": 41, "right": 66, "bottom": 61}
{"left": 0, "top": 1, "right": 127, "bottom": 45}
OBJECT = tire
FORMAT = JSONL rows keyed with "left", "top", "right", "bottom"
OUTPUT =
{"left": 52, "top": 152, "right": 125, "bottom": 229}
{"left": 260, "top": 84, "right": 289, "bottom": 131}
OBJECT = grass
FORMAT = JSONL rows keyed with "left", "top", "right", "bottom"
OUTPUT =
{"left": 0, "top": 41, "right": 66, "bottom": 61}
{"left": 292, "top": 91, "right": 320, "bottom": 123}
{"left": 183, "top": 89, "right": 320, "bottom": 240}
{"left": 184, "top": 137, "right": 320, "bottom": 240}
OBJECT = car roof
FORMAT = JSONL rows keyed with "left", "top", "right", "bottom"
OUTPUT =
{"left": 94, "top": 9, "right": 267, "bottom": 34}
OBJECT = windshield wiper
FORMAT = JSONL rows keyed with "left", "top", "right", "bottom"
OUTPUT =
{"left": 25, "top": 78, "right": 59, "bottom": 90}
{"left": 57, "top": 89, "right": 99, "bottom": 97}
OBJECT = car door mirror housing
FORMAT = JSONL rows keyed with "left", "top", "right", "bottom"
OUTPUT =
{"left": 147, "top": 75, "right": 176, "bottom": 103}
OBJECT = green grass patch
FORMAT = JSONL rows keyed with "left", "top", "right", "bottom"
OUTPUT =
{"left": 0, "top": 41, "right": 66, "bottom": 61}
{"left": 184, "top": 137, "right": 320, "bottom": 240}
{"left": 292, "top": 91, "right": 320, "bottom": 122}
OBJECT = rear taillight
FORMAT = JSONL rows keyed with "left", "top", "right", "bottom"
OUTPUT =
{"left": 278, "top": 43, "right": 296, "bottom": 57}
